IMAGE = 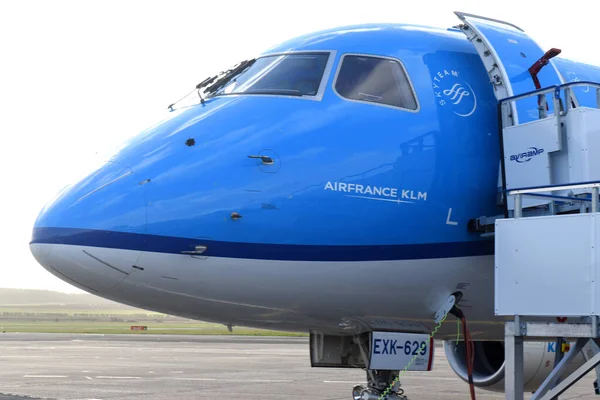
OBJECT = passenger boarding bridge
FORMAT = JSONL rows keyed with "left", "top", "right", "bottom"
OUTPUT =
{"left": 454, "top": 12, "right": 600, "bottom": 400}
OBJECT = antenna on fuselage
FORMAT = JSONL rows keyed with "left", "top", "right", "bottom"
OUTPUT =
{"left": 167, "top": 87, "right": 198, "bottom": 112}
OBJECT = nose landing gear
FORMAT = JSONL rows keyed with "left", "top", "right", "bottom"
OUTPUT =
{"left": 352, "top": 370, "right": 408, "bottom": 400}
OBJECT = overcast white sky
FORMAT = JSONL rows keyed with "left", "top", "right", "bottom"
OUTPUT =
{"left": 1, "top": 0, "right": 598, "bottom": 293}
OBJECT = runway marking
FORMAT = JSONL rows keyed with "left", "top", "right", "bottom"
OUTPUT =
{"left": 399, "top": 377, "right": 457, "bottom": 381}
{"left": 323, "top": 377, "right": 457, "bottom": 384}
{"left": 0, "top": 356, "right": 45, "bottom": 358}
{"left": 85, "top": 376, "right": 93, "bottom": 380}
{"left": 24, "top": 375, "right": 68, "bottom": 378}
{"left": 95, "top": 376, "right": 141, "bottom": 379}
{"left": 173, "top": 378, "right": 218, "bottom": 381}
{"left": 172, "top": 378, "right": 293, "bottom": 383}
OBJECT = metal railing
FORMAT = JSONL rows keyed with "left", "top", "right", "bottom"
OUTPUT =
{"left": 500, "top": 81, "right": 600, "bottom": 127}
{"left": 496, "top": 81, "right": 600, "bottom": 217}
{"left": 509, "top": 181, "right": 600, "bottom": 218}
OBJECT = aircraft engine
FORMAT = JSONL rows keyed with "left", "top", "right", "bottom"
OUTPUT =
{"left": 443, "top": 340, "right": 586, "bottom": 393}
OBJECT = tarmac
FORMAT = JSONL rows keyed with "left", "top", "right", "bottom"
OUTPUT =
{"left": 0, "top": 333, "right": 596, "bottom": 399}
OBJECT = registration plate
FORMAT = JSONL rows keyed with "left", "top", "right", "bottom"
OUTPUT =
{"left": 368, "top": 332, "right": 434, "bottom": 371}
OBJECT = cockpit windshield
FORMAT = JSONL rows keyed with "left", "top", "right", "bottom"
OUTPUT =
{"left": 210, "top": 52, "right": 330, "bottom": 98}
{"left": 167, "top": 52, "right": 331, "bottom": 111}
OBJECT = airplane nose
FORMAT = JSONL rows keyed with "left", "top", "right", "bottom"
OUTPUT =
{"left": 30, "top": 161, "right": 146, "bottom": 294}
{"left": 29, "top": 240, "right": 140, "bottom": 294}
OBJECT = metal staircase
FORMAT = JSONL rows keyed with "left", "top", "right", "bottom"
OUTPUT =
{"left": 496, "top": 82, "right": 600, "bottom": 400}
{"left": 454, "top": 11, "right": 600, "bottom": 400}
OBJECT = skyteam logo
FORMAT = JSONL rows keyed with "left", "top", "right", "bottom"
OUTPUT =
{"left": 433, "top": 70, "right": 477, "bottom": 117}
{"left": 444, "top": 84, "right": 470, "bottom": 105}
{"left": 510, "top": 147, "right": 545, "bottom": 163}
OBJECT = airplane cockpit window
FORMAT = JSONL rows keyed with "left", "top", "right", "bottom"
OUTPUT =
{"left": 211, "top": 53, "right": 330, "bottom": 98}
{"left": 334, "top": 55, "right": 418, "bottom": 110}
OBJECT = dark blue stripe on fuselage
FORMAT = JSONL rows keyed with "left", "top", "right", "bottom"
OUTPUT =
{"left": 30, "top": 227, "right": 494, "bottom": 261}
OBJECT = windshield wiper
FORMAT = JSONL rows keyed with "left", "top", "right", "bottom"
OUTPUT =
{"left": 167, "top": 59, "right": 255, "bottom": 111}
{"left": 200, "top": 59, "right": 256, "bottom": 96}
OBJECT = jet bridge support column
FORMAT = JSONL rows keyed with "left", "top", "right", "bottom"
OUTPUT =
{"left": 504, "top": 318, "right": 524, "bottom": 400}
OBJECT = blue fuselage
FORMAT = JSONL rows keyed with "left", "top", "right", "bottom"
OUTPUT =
{"left": 34, "top": 25, "right": 501, "bottom": 255}
{"left": 29, "top": 23, "right": 600, "bottom": 338}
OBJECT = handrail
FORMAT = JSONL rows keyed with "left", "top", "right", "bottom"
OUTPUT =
{"left": 513, "top": 192, "right": 592, "bottom": 203}
{"left": 507, "top": 181, "right": 600, "bottom": 195}
{"left": 500, "top": 81, "right": 600, "bottom": 105}
{"left": 508, "top": 181, "right": 600, "bottom": 217}
{"left": 498, "top": 82, "right": 600, "bottom": 217}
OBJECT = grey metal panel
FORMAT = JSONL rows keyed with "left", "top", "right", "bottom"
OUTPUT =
{"left": 549, "top": 108, "right": 600, "bottom": 200}
{"left": 523, "top": 323, "right": 597, "bottom": 339}
{"left": 566, "top": 108, "right": 600, "bottom": 184}
{"left": 595, "top": 215, "right": 600, "bottom": 314}
{"left": 495, "top": 213, "right": 595, "bottom": 316}
{"left": 503, "top": 117, "right": 561, "bottom": 210}
{"left": 503, "top": 117, "right": 561, "bottom": 189}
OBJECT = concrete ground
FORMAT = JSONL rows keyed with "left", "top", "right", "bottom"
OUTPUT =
{"left": 0, "top": 333, "right": 596, "bottom": 399}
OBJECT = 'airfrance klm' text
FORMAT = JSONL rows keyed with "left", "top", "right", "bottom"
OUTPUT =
{"left": 324, "top": 181, "right": 427, "bottom": 202}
